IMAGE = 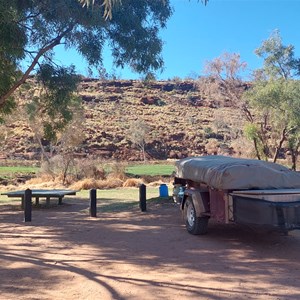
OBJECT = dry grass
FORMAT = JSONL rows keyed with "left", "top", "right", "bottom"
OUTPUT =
{"left": 26, "top": 174, "right": 54, "bottom": 184}
{"left": 70, "top": 177, "right": 124, "bottom": 190}
{"left": 108, "top": 162, "right": 127, "bottom": 180}
{"left": 1, "top": 179, "right": 67, "bottom": 192}
{"left": 147, "top": 180, "right": 170, "bottom": 187}
{"left": 19, "top": 174, "right": 73, "bottom": 189}
{"left": 122, "top": 178, "right": 144, "bottom": 187}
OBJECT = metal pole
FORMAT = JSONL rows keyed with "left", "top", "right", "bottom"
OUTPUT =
{"left": 24, "top": 188, "right": 32, "bottom": 222}
{"left": 90, "top": 189, "right": 97, "bottom": 217}
{"left": 139, "top": 184, "right": 146, "bottom": 212}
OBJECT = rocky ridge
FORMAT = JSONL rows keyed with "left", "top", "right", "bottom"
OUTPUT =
{"left": 1, "top": 78, "right": 244, "bottom": 162}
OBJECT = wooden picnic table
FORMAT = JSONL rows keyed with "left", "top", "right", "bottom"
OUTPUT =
{"left": 1, "top": 189, "right": 78, "bottom": 207}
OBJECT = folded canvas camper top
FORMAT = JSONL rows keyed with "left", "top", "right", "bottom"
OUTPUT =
{"left": 175, "top": 155, "right": 300, "bottom": 190}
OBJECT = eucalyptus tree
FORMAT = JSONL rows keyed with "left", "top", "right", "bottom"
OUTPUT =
{"left": 0, "top": 0, "right": 172, "bottom": 155}
{"left": 79, "top": 0, "right": 121, "bottom": 19}
{"left": 244, "top": 30, "right": 300, "bottom": 167}
{"left": 255, "top": 29, "right": 300, "bottom": 80}
{"left": 26, "top": 64, "right": 82, "bottom": 155}
{"left": 244, "top": 78, "right": 300, "bottom": 164}
{"left": 0, "top": 0, "right": 173, "bottom": 112}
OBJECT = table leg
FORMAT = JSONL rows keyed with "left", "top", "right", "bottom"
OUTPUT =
{"left": 46, "top": 197, "right": 50, "bottom": 206}
{"left": 58, "top": 197, "right": 63, "bottom": 205}
{"left": 21, "top": 196, "right": 24, "bottom": 209}
{"left": 35, "top": 197, "right": 39, "bottom": 205}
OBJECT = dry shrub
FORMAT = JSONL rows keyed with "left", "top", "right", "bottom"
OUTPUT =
{"left": 70, "top": 177, "right": 124, "bottom": 190}
{"left": 75, "top": 159, "right": 106, "bottom": 180}
{"left": 230, "top": 137, "right": 255, "bottom": 158}
{"left": 39, "top": 155, "right": 65, "bottom": 179}
{"left": 205, "top": 138, "right": 220, "bottom": 155}
{"left": 97, "top": 178, "right": 123, "bottom": 189}
{"left": 123, "top": 178, "right": 144, "bottom": 187}
{"left": 26, "top": 174, "right": 54, "bottom": 184}
{"left": 1, "top": 184, "right": 20, "bottom": 192}
{"left": 39, "top": 157, "right": 106, "bottom": 184}
{"left": 17, "top": 176, "right": 67, "bottom": 190}
{"left": 21, "top": 181, "right": 65, "bottom": 190}
{"left": 109, "top": 161, "right": 127, "bottom": 180}
{"left": 71, "top": 178, "right": 97, "bottom": 190}
{"left": 29, "top": 173, "right": 75, "bottom": 186}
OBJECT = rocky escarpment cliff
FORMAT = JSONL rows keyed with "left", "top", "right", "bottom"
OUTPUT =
{"left": 1, "top": 78, "right": 243, "bottom": 162}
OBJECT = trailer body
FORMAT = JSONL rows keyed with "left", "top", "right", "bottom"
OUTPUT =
{"left": 174, "top": 156, "right": 300, "bottom": 235}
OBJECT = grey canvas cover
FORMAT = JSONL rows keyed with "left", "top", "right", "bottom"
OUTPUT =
{"left": 175, "top": 155, "right": 300, "bottom": 190}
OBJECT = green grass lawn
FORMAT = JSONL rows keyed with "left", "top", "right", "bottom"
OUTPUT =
{"left": 126, "top": 164, "right": 175, "bottom": 176}
{"left": 0, "top": 162, "right": 175, "bottom": 211}
{"left": 0, "top": 166, "right": 38, "bottom": 175}
{"left": 79, "top": 186, "right": 173, "bottom": 212}
{"left": 76, "top": 186, "right": 169, "bottom": 200}
{"left": 0, "top": 163, "right": 175, "bottom": 177}
{"left": 0, "top": 186, "right": 174, "bottom": 212}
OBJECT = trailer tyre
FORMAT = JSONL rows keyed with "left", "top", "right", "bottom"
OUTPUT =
{"left": 184, "top": 197, "right": 209, "bottom": 235}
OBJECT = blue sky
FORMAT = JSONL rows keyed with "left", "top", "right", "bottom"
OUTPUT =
{"left": 54, "top": 0, "right": 300, "bottom": 80}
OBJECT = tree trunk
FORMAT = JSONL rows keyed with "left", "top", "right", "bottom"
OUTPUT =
{"left": 290, "top": 140, "right": 300, "bottom": 171}
{"left": 34, "top": 134, "right": 50, "bottom": 163}
{"left": 272, "top": 127, "right": 287, "bottom": 163}
{"left": 291, "top": 150, "right": 297, "bottom": 171}
{"left": 62, "top": 157, "right": 71, "bottom": 185}
{"left": 253, "top": 138, "right": 261, "bottom": 160}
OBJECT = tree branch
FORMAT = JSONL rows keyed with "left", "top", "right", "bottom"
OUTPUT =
{"left": 273, "top": 127, "right": 287, "bottom": 163}
{"left": 0, "top": 25, "right": 74, "bottom": 108}
{"left": 18, "top": 12, "right": 41, "bottom": 24}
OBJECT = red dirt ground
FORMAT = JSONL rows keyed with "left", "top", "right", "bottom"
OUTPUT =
{"left": 0, "top": 197, "right": 300, "bottom": 300}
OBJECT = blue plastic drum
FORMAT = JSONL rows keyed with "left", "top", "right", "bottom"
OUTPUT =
{"left": 159, "top": 184, "right": 169, "bottom": 197}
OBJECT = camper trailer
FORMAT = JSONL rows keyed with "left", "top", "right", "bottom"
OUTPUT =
{"left": 173, "top": 156, "right": 300, "bottom": 235}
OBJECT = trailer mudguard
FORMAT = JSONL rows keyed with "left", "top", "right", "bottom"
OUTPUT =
{"left": 182, "top": 189, "right": 210, "bottom": 217}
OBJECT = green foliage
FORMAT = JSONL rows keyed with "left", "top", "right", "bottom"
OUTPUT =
{"left": 0, "top": 0, "right": 27, "bottom": 103}
{"left": 243, "top": 123, "right": 266, "bottom": 159}
{"left": 255, "top": 29, "right": 300, "bottom": 79}
{"left": 27, "top": 64, "right": 81, "bottom": 142}
{"left": 79, "top": 0, "right": 121, "bottom": 20}
{"left": 244, "top": 123, "right": 259, "bottom": 140}
{"left": 245, "top": 31, "right": 300, "bottom": 163}
{"left": 156, "top": 99, "right": 166, "bottom": 106}
{"left": 203, "top": 127, "right": 213, "bottom": 137}
{"left": 287, "top": 132, "right": 300, "bottom": 170}
{"left": 143, "top": 72, "right": 157, "bottom": 82}
{"left": 204, "top": 127, "right": 213, "bottom": 134}
{"left": 108, "top": 1, "right": 172, "bottom": 73}
{"left": 0, "top": 98, "right": 16, "bottom": 123}
{"left": 0, "top": 0, "right": 173, "bottom": 112}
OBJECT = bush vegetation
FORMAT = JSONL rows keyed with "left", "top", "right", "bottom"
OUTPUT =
{"left": 0, "top": 159, "right": 174, "bottom": 191}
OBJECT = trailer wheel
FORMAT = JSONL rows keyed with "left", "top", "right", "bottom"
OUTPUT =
{"left": 184, "top": 197, "right": 209, "bottom": 235}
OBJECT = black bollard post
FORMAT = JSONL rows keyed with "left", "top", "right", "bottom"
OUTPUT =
{"left": 90, "top": 189, "right": 97, "bottom": 217}
{"left": 139, "top": 184, "right": 146, "bottom": 212}
{"left": 24, "top": 188, "right": 32, "bottom": 222}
